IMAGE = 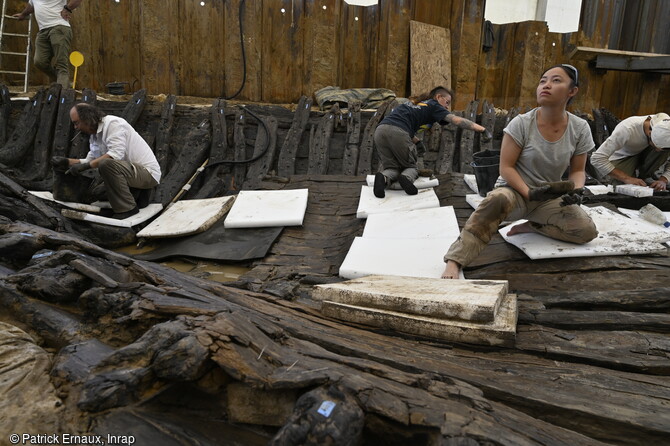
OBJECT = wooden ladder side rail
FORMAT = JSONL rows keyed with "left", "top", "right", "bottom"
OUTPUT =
{"left": 0, "top": 0, "right": 32, "bottom": 92}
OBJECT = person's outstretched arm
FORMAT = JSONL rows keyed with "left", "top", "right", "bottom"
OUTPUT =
{"left": 442, "top": 114, "right": 486, "bottom": 133}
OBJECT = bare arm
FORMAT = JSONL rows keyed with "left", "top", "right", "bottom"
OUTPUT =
{"left": 603, "top": 167, "right": 646, "bottom": 186}
{"left": 567, "top": 153, "right": 587, "bottom": 188}
{"left": 13, "top": 3, "right": 34, "bottom": 19}
{"left": 499, "top": 133, "right": 531, "bottom": 199}
{"left": 443, "top": 114, "right": 486, "bottom": 133}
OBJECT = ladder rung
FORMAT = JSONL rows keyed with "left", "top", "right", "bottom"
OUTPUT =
{"left": 0, "top": 51, "right": 28, "bottom": 56}
{"left": 2, "top": 32, "right": 30, "bottom": 37}
{"left": 0, "top": 70, "right": 27, "bottom": 75}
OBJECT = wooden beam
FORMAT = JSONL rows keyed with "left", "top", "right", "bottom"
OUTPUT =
{"left": 569, "top": 46, "right": 670, "bottom": 62}
{"left": 595, "top": 55, "right": 670, "bottom": 73}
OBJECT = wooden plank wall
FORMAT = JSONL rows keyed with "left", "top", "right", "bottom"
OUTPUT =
{"left": 0, "top": 0, "right": 668, "bottom": 117}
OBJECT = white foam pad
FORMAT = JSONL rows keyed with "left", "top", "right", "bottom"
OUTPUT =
{"left": 29, "top": 190, "right": 102, "bottom": 213}
{"left": 613, "top": 184, "right": 653, "bottom": 197}
{"left": 500, "top": 205, "right": 670, "bottom": 259}
{"left": 224, "top": 189, "right": 308, "bottom": 228}
{"left": 61, "top": 204, "right": 163, "bottom": 228}
{"left": 339, "top": 236, "right": 458, "bottom": 280}
{"left": 365, "top": 175, "right": 439, "bottom": 190}
{"left": 137, "top": 196, "right": 235, "bottom": 238}
{"left": 362, "top": 206, "right": 459, "bottom": 239}
{"left": 356, "top": 185, "right": 440, "bottom": 219}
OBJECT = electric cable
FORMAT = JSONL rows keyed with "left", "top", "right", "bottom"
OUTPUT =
{"left": 223, "top": 0, "right": 246, "bottom": 100}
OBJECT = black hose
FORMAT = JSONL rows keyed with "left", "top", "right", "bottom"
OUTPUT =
{"left": 206, "top": 105, "right": 270, "bottom": 167}
{"left": 223, "top": 0, "right": 246, "bottom": 100}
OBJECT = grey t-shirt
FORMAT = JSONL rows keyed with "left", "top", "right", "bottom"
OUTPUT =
{"left": 503, "top": 108, "right": 594, "bottom": 187}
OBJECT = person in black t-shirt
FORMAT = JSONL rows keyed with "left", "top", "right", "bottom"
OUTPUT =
{"left": 372, "top": 86, "right": 489, "bottom": 198}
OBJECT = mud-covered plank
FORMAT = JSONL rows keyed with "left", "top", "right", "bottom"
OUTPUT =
{"left": 154, "top": 94, "right": 177, "bottom": 174}
{"left": 243, "top": 116, "right": 278, "bottom": 190}
{"left": 341, "top": 102, "right": 361, "bottom": 175}
{"left": 307, "top": 104, "right": 338, "bottom": 175}
{"left": 277, "top": 96, "right": 312, "bottom": 178}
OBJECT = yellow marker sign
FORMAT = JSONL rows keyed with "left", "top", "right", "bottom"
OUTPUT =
{"left": 69, "top": 51, "right": 84, "bottom": 89}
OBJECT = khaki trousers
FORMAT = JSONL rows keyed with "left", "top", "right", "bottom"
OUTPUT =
{"left": 444, "top": 186, "right": 598, "bottom": 267}
{"left": 609, "top": 146, "right": 670, "bottom": 184}
{"left": 34, "top": 25, "right": 72, "bottom": 88}
{"left": 373, "top": 124, "right": 419, "bottom": 181}
{"left": 98, "top": 159, "right": 158, "bottom": 213}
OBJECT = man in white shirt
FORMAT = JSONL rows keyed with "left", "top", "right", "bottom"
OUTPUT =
{"left": 13, "top": 0, "right": 82, "bottom": 87}
{"left": 52, "top": 103, "right": 161, "bottom": 219}
{"left": 591, "top": 113, "right": 670, "bottom": 191}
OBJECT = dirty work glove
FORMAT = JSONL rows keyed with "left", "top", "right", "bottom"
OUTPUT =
{"left": 50, "top": 156, "right": 69, "bottom": 171}
{"left": 415, "top": 140, "right": 426, "bottom": 157}
{"left": 560, "top": 188, "right": 586, "bottom": 207}
{"left": 65, "top": 162, "right": 91, "bottom": 176}
{"left": 528, "top": 180, "right": 575, "bottom": 201}
{"left": 481, "top": 129, "right": 493, "bottom": 143}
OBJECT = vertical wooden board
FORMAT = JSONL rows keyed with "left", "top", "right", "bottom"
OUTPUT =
{"left": 303, "top": 0, "right": 340, "bottom": 98}
{"left": 412, "top": 0, "right": 453, "bottom": 29}
{"left": 449, "top": 0, "right": 484, "bottom": 110}
{"left": 338, "top": 4, "right": 379, "bottom": 89}
{"left": 69, "top": 0, "right": 100, "bottom": 90}
{"left": 94, "top": 1, "right": 141, "bottom": 91}
{"left": 625, "top": 72, "right": 661, "bottom": 116}
{"left": 657, "top": 75, "right": 670, "bottom": 113}
{"left": 599, "top": 71, "right": 627, "bottom": 115}
{"left": 518, "top": 21, "right": 547, "bottom": 110}
{"left": 410, "top": 21, "right": 451, "bottom": 96}
{"left": 139, "top": 0, "right": 179, "bottom": 94}
{"left": 476, "top": 23, "right": 514, "bottom": 109}
{"left": 224, "top": 0, "right": 262, "bottom": 101}
{"left": 377, "top": 0, "right": 412, "bottom": 95}
{"left": 178, "top": 0, "right": 225, "bottom": 97}
{"left": 261, "top": 0, "right": 304, "bottom": 103}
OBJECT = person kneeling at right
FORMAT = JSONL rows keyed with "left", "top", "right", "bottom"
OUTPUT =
{"left": 441, "top": 65, "right": 598, "bottom": 279}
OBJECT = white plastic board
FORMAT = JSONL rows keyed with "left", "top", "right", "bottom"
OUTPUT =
{"left": 618, "top": 208, "right": 670, "bottom": 235}
{"left": 585, "top": 185, "right": 614, "bottom": 195}
{"left": 339, "top": 236, "right": 459, "bottom": 280}
{"left": 224, "top": 189, "right": 308, "bottom": 229}
{"left": 365, "top": 175, "right": 439, "bottom": 190}
{"left": 499, "top": 205, "right": 670, "bottom": 259}
{"left": 463, "top": 174, "right": 479, "bottom": 194}
{"left": 61, "top": 204, "right": 163, "bottom": 228}
{"left": 29, "top": 190, "right": 102, "bottom": 213}
{"left": 362, "top": 206, "right": 459, "bottom": 239}
{"left": 137, "top": 196, "right": 235, "bottom": 238}
{"left": 613, "top": 184, "right": 653, "bottom": 197}
{"left": 356, "top": 185, "right": 440, "bottom": 219}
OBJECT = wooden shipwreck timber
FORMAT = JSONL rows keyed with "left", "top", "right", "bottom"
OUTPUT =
{"left": 0, "top": 84, "right": 669, "bottom": 445}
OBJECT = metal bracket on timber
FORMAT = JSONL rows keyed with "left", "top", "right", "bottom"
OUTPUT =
{"left": 242, "top": 115, "right": 278, "bottom": 190}
{"left": 29, "top": 84, "right": 63, "bottom": 181}
{"left": 0, "top": 89, "right": 44, "bottom": 167}
{"left": 592, "top": 108, "right": 609, "bottom": 147}
{"left": 233, "top": 109, "right": 246, "bottom": 189}
{"left": 154, "top": 119, "right": 211, "bottom": 206}
{"left": 479, "top": 100, "right": 495, "bottom": 153}
{"left": 569, "top": 46, "right": 670, "bottom": 74}
{"left": 277, "top": 95, "right": 312, "bottom": 178}
{"left": 68, "top": 88, "right": 96, "bottom": 160}
{"left": 307, "top": 103, "right": 339, "bottom": 175}
{"left": 121, "top": 89, "right": 148, "bottom": 126}
{"left": 155, "top": 95, "right": 177, "bottom": 174}
{"left": 459, "top": 100, "right": 479, "bottom": 174}
{"left": 436, "top": 118, "right": 457, "bottom": 174}
{"left": 356, "top": 99, "right": 394, "bottom": 176}
{"left": 0, "top": 85, "right": 10, "bottom": 147}
{"left": 341, "top": 101, "right": 361, "bottom": 176}
{"left": 52, "top": 88, "right": 77, "bottom": 158}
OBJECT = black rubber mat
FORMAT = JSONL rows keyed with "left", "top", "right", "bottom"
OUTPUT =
{"left": 134, "top": 218, "right": 283, "bottom": 262}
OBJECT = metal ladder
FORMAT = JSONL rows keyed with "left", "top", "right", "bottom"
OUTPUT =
{"left": 0, "top": 0, "right": 32, "bottom": 92}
